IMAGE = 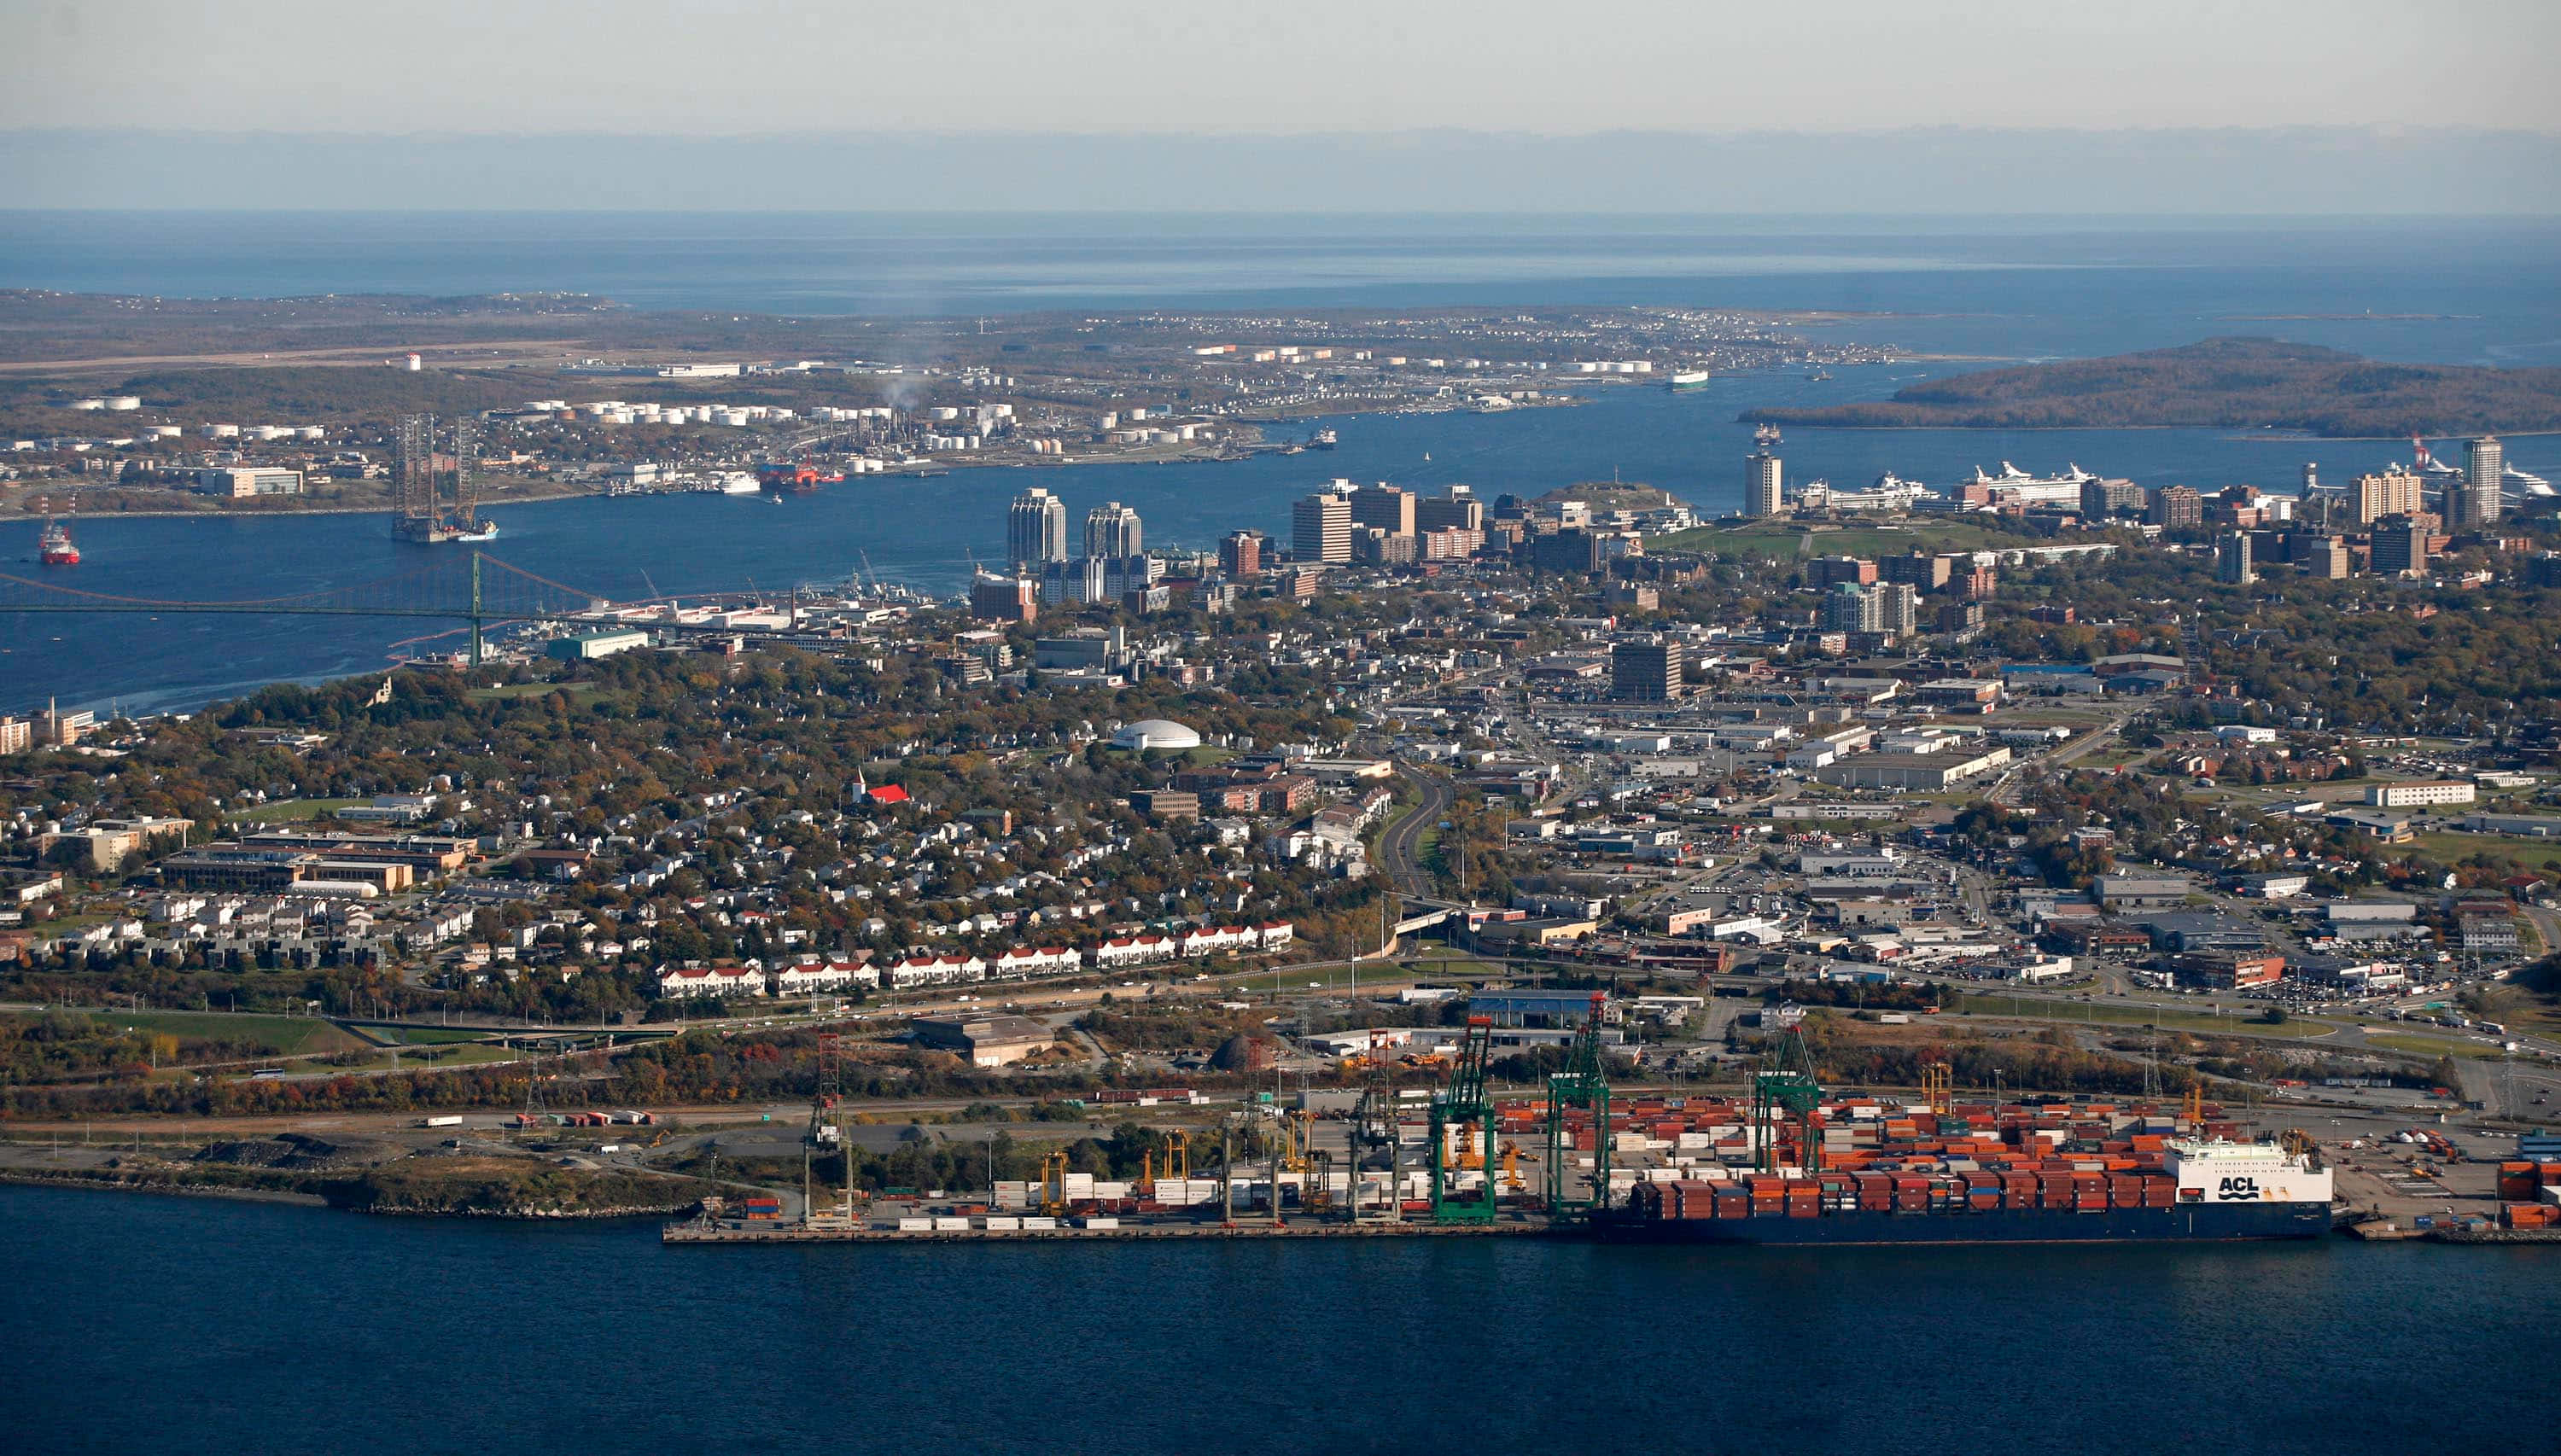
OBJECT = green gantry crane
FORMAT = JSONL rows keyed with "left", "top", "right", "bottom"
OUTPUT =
{"left": 1429, "top": 1016, "right": 1498, "bottom": 1225}
{"left": 1753, "top": 1024, "right": 1823, "bottom": 1174}
{"left": 1543, "top": 991, "right": 1612, "bottom": 1219}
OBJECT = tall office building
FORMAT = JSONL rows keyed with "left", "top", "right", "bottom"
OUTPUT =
{"left": 969, "top": 574, "right": 1038, "bottom": 623}
{"left": 2147, "top": 486, "right": 2203, "bottom": 528}
{"left": 1218, "top": 529, "right": 1264, "bottom": 579}
{"left": 1037, "top": 556, "right": 1108, "bottom": 606}
{"left": 1821, "top": 581, "right": 1913, "bottom": 635}
{"left": 1102, "top": 554, "right": 1160, "bottom": 599}
{"left": 1006, "top": 486, "right": 1069, "bottom": 568}
{"left": 1416, "top": 486, "right": 1485, "bottom": 533}
{"left": 1875, "top": 582, "right": 1918, "bottom": 638}
{"left": 1293, "top": 487, "right": 1353, "bottom": 563}
{"left": 2461, "top": 436, "right": 2505, "bottom": 528}
{"left": 2371, "top": 515, "right": 2430, "bottom": 578}
{"left": 2291, "top": 533, "right": 2348, "bottom": 579}
{"left": 1809, "top": 555, "right": 1877, "bottom": 587}
{"left": 2080, "top": 477, "right": 2148, "bottom": 518}
{"left": 2352, "top": 468, "right": 2427, "bottom": 528}
{"left": 2215, "top": 530, "right": 2255, "bottom": 585}
{"left": 1083, "top": 500, "right": 1143, "bottom": 559}
{"left": 1349, "top": 483, "right": 1415, "bottom": 537}
{"left": 1881, "top": 551, "right": 1955, "bottom": 592}
{"left": 1610, "top": 638, "right": 1684, "bottom": 701}
{"left": 1745, "top": 451, "right": 1784, "bottom": 517}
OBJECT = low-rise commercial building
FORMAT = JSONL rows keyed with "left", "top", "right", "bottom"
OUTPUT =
{"left": 912, "top": 1013, "right": 1054, "bottom": 1066}
{"left": 2366, "top": 780, "right": 2476, "bottom": 809}
{"left": 195, "top": 467, "right": 304, "bottom": 497}
{"left": 1811, "top": 746, "right": 2010, "bottom": 792}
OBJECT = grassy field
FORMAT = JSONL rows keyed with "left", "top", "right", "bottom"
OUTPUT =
{"left": 1222, "top": 963, "right": 1389, "bottom": 994}
{"left": 1413, "top": 825, "right": 1449, "bottom": 886}
{"left": 26, "top": 1007, "right": 370, "bottom": 1058}
{"left": 1947, "top": 993, "right": 2330, "bottom": 1040}
{"left": 1651, "top": 518, "right": 2033, "bottom": 561}
{"left": 2363, "top": 1031, "right": 2502, "bottom": 1061}
{"left": 2403, "top": 831, "right": 2561, "bottom": 876}
{"left": 465, "top": 682, "right": 610, "bottom": 703}
{"left": 223, "top": 798, "right": 364, "bottom": 825}
{"left": 347, "top": 1024, "right": 499, "bottom": 1047}
{"left": 367, "top": 1042, "right": 522, "bottom": 1069}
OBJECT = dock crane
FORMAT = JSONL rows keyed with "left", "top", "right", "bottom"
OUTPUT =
{"left": 1037, "top": 1150, "right": 1070, "bottom": 1215}
{"left": 1543, "top": 991, "right": 1613, "bottom": 1218}
{"left": 1429, "top": 1016, "right": 1498, "bottom": 1225}
{"left": 1753, "top": 1026, "right": 1824, "bottom": 1175}
{"left": 802, "top": 1032, "right": 854, "bottom": 1226}
{"left": 1347, "top": 1060, "right": 1404, "bottom": 1223}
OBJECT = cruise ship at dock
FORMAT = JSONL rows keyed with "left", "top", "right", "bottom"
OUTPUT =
{"left": 1951, "top": 461, "right": 2100, "bottom": 508}
{"left": 1798, "top": 472, "right": 1938, "bottom": 514}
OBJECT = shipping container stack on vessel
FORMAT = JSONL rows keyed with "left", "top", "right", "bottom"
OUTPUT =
{"left": 2494, "top": 1133, "right": 2561, "bottom": 1229}
{"left": 1568, "top": 1092, "right": 2334, "bottom": 1244}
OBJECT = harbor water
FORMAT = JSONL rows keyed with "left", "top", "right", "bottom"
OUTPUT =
{"left": 1, "top": 1182, "right": 2555, "bottom": 1454}
{"left": 3, "top": 215, "right": 2559, "bottom": 712}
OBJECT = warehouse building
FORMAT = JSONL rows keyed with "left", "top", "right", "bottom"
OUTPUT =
{"left": 912, "top": 1014, "right": 1054, "bottom": 1067}
{"left": 195, "top": 467, "right": 305, "bottom": 497}
{"left": 1811, "top": 746, "right": 2010, "bottom": 792}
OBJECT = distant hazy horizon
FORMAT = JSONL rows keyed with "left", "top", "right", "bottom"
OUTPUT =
{"left": 11, "top": 1, "right": 2554, "bottom": 135}
{"left": 6, "top": 126, "right": 2558, "bottom": 215}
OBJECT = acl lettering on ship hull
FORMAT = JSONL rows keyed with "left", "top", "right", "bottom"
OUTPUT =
{"left": 2167, "top": 1140, "right": 2332, "bottom": 1206}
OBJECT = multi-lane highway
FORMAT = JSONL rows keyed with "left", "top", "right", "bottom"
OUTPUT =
{"left": 1378, "top": 763, "right": 1455, "bottom": 897}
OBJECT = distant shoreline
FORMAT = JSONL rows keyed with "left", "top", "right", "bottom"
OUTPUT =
{"left": 1732, "top": 422, "right": 2561, "bottom": 441}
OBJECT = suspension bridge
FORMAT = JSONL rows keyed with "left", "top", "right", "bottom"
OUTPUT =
{"left": 0, "top": 551, "right": 621, "bottom": 665}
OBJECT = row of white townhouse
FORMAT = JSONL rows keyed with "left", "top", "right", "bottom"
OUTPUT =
{"left": 655, "top": 922, "right": 1294, "bottom": 999}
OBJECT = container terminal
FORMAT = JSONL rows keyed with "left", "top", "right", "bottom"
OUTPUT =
{"left": 661, "top": 1004, "right": 2521, "bottom": 1249}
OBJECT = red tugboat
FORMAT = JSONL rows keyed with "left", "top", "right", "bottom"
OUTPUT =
{"left": 37, "top": 498, "right": 79, "bottom": 565}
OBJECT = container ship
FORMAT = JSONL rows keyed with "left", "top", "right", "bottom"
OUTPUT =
{"left": 37, "top": 501, "right": 79, "bottom": 565}
{"left": 1595, "top": 1139, "right": 2331, "bottom": 1244}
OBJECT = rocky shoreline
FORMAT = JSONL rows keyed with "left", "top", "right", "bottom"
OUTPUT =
{"left": 0, "top": 1150, "right": 719, "bottom": 1220}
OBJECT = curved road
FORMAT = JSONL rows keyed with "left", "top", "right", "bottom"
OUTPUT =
{"left": 1379, "top": 764, "right": 1456, "bottom": 898}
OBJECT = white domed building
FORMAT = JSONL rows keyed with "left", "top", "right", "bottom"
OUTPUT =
{"left": 1111, "top": 719, "right": 1202, "bottom": 752}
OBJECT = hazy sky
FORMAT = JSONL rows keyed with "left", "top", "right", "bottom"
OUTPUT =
{"left": 9, "top": 0, "right": 2557, "bottom": 135}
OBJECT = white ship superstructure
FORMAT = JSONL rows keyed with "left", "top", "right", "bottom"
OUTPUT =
{"left": 1960, "top": 461, "right": 2097, "bottom": 508}
{"left": 1801, "top": 471, "right": 1938, "bottom": 513}
{"left": 2163, "top": 1139, "right": 2333, "bottom": 1208}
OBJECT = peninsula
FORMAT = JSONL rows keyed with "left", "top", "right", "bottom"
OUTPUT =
{"left": 1742, "top": 337, "right": 2561, "bottom": 438}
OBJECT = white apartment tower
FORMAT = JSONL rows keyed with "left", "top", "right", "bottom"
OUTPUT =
{"left": 1746, "top": 451, "right": 1784, "bottom": 517}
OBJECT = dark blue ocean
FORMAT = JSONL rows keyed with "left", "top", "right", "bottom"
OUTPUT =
{"left": 1, "top": 1184, "right": 2556, "bottom": 1456}
{"left": 3, "top": 214, "right": 2558, "bottom": 713}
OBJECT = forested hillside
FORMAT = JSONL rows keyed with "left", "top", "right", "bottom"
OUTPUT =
{"left": 1747, "top": 338, "right": 2561, "bottom": 436}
